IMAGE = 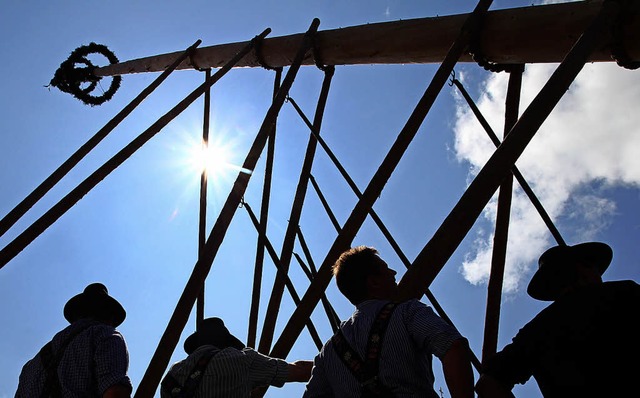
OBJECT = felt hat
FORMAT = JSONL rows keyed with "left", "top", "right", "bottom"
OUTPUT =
{"left": 63, "top": 283, "right": 126, "bottom": 327}
{"left": 527, "top": 242, "right": 613, "bottom": 301}
{"left": 184, "top": 317, "right": 245, "bottom": 355}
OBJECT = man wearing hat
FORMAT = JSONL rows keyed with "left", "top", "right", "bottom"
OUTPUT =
{"left": 475, "top": 242, "right": 640, "bottom": 397}
{"left": 161, "top": 317, "right": 312, "bottom": 397}
{"left": 16, "top": 283, "right": 132, "bottom": 397}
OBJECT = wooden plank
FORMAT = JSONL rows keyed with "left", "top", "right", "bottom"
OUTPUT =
{"left": 95, "top": 0, "right": 639, "bottom": 77}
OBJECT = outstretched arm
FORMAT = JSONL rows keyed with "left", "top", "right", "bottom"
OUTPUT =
{"left": 441, "top": 338, "right": 475, "bottom": 398}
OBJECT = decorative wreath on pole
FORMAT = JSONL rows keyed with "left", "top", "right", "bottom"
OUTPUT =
{"left": 49, "top": 43, "right": 122, "bottom": 106}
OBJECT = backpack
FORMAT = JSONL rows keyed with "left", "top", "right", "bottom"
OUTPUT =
{"left": 331, "top": 302, "right": 397, "bottom": 397}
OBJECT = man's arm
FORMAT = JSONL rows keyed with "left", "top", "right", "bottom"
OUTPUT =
{"left": 302, "top": 353, "right": 334, "bottom": 398}
{"left": 441, "top": 338, "right": 475, "bottom": 398}
{"left": 286, "top": 360, "right": 314, "bottom": 382}
{"left": 475, "top": 374, "right": 516, "bottom": 398}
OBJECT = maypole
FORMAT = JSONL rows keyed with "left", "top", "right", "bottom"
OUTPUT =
{"left": 93, "top": 0, "right": 638, "bottom": 78}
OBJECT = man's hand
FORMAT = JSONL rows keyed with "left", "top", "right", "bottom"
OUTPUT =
{"left": 287, "top": 360, "right": 314, "bottom": 382}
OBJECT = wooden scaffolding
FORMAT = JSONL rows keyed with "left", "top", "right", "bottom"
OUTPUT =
{"left": 0, "top": 0, "right": 638, "bottom": 396}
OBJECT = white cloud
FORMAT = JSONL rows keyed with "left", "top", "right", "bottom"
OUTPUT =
{"left": 453, "top": 62, "right": 640, "bottom": 295}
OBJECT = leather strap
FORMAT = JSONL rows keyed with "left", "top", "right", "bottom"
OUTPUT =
{"left": 331, "top": 302, "right": 397, "bottom": 396}
{"left": 39, "top": 321, "right": 98, "bottom": 398}
{"left": 161, "top": 348, "right": 220, "bottom": 398}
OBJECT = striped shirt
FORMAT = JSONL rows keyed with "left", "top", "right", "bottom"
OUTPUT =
{"left": 15, "top": 319, "right": 132, "bottom": 397}
{"left": 161, "top": 346, "right": 289, "bottom": 398}
{"left": 303, "top": 299, "right": 464, "bottom": 398}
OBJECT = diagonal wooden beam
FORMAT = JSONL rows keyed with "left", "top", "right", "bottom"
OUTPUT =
{"left": 132, "top": 19, "right": 319, "bottom": 397}
{"left": 267, "top": 0, "right": 496, "bottom": 361}
{"left": 396, "top": 0, "right": 620, "bottom": 301}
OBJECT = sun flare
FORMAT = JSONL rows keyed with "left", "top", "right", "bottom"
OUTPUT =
{"left": 191, "top": 142, "right": 231, "bottom": 176}
{"left": 188, "top": 138, "right": 251, "bottom": 180}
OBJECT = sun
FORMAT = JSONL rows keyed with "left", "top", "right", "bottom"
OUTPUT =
{"left": 188, "top": 137, "right": 251, "bottom": 181}
{"left": 172, "top": 120, "right": 253, "bottom": 199}
{"left": 190, "top": 141, "right": 231, "bottom": 177}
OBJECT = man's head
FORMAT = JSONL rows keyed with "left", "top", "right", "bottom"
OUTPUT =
{"left": 63, "top": 283, "right": 126, "bottom": 327}
{"left": 527, "top": 242, "right": 612, "bottom": 301}
{"left": 183, "top": 317, "right": 245, "bottom": 355}
{"left": 333, "top": 246, "right": 398, "bottom": 305}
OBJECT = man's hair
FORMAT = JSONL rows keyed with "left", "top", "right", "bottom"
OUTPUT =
{"left": 333, "top": 246, "right": 381, "bottom": 305}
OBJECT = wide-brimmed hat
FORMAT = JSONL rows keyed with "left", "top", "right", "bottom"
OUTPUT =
{"left": 527, "top": 242, "right": 612, "bottom": 301}
{"left": 184, "top": 317, "right": 245, "bottom": 355}
{"left": 63, "top": 283, "right": 126, "bottom": 327}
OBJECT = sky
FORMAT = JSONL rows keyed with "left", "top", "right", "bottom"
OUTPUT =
{"left": 1, "top": 1, "right": 638, "bottom": 398}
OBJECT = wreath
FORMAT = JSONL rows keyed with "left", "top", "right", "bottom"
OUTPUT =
{"left": 49, "top": 43, "right": 122, "bottom": 106}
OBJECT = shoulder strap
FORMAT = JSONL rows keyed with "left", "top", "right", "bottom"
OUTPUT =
{"left": 39, "top": 321, "right": 98, "bottom": 398}
{"left": 331, "top": 302, "right": 398, "bottom": 395}
{"left": 364, "top": 301, "right": 397, "bottom": 376}
{"left": 161, "top": 349, "right": 220, "bottom": 398}
{"left": 331, "top": 330, "right": 367, "bottom": 381}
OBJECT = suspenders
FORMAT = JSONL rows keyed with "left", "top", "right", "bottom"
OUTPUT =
{"left": 161, "top": 349, "right": 219, "bottom": 398}
{"left": 39, "top": 322, "right": 97, "bottom": 398}
{"left": 331, "top": 302, "right": 398, "bottom": 397}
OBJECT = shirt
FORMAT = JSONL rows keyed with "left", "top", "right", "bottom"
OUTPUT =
{"left": 482, "top": 280, "right": 640, "bottom": 397}
{"left": 15, "top": 319, "right": 132, "bottom": 397}
{"left": 161, "top": 345, "right": 289, "bottom": 398}
{"left": 303, "top": 299, "right": 464, "bottom": 398}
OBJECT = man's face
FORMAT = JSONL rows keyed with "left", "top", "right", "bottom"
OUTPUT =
{"left": 368, "top": 255, "right": 398, "bottom": 299}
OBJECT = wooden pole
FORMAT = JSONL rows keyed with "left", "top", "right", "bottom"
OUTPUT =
{"left": 247, "top": 67, "right": 281, "bottom": 348}
{"left": 241, "top": 201, "right": 324, "bottom": 350}
{"left": 258, "top": 66, "right": 335, "bottom": 355}
{"left": 196, "top": 68, "right": 211, "bottom": 331}
{"left": 482, "top": 67, "right": 522, "bottom": 362}
{"left": 451, "top": 78, "right": 566, "bottom": 245}
{"left": 94, "top": 0, "right": 638, "bottom": 77}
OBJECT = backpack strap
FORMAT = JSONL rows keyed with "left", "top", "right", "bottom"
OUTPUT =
{"left": 39, "top": 321, "right": 99, "bottom": 398}
{"left": 332, "top": 302, "right": 398, "bottom": 395}
{"left": 161, "top": 348, "right": 220, "bottom": 398}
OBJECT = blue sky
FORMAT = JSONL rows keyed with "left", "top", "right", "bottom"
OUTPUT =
{"left": 1, "top": 1, "right": 638, "bottom": 397}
